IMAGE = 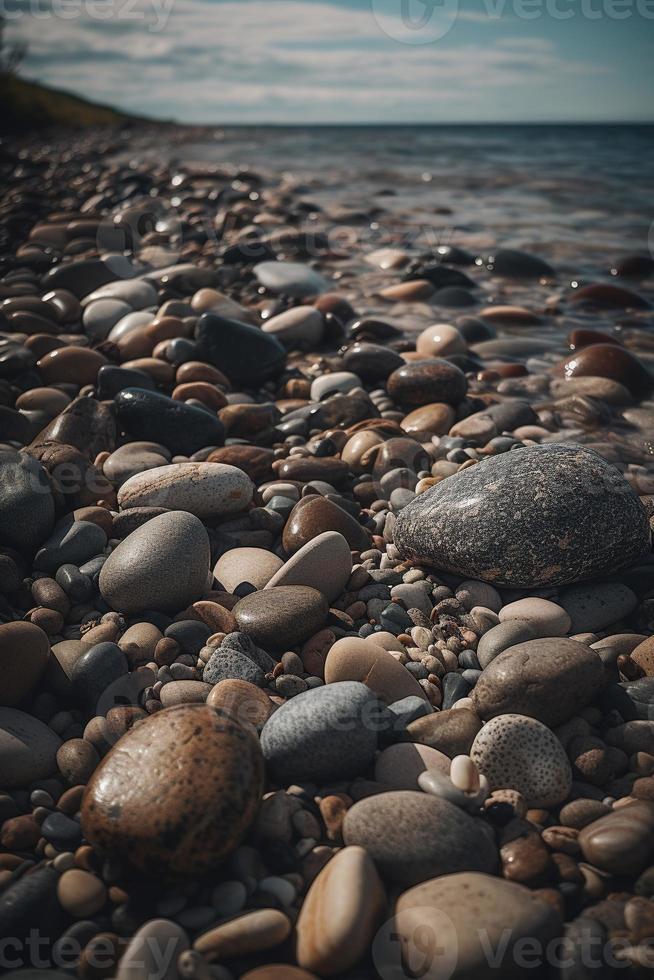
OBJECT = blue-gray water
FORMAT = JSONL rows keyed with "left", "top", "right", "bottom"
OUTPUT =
{"left": 176, "top": 124, "right": 654, "bottom": 270}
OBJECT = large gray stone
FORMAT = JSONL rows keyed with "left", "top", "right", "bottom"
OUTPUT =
{"left": 261, "top": 681, "right": 379, "bottom": 784}
{"left": 99, "top": 511, "right": 210, "bottom": 614}
{"left": 343, "top": 790, "right": 498, "bottom": 886}
{"left": 394, "top": 444, "right": 650, "bottom": 587}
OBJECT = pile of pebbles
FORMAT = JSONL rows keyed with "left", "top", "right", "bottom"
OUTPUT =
{"left": 1, "top": 130, "right": 654, "bottom": 979}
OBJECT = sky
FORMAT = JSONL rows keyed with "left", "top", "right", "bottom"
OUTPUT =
{"left": 7, "top": 0, "right": 654, "bottom": 123}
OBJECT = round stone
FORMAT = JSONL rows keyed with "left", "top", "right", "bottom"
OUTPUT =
{"left": 0, "top": 622, "right": 50, "bottom": 707}
{"left": 578, "top": 800, "right": 654, "bottom": 875}
{"left": 342, "top": 790, "right": 498, "bottom": 886}
{"left": 401, "top": 402, "right": 456, "bottom": 436}
{"left": 117, "top": 462, "right": 253, "bottom": 517}
{"left": 558, "top": 581, "right": 638, "bottom": 634}
{"left": 387, "top": 359, "right": 468, "bottom": 407}
{"left": 206, "top": 679, "right": 275, "bottom": 728}
{"left": 56, "top": 868, "right": 107, "bottom": 917}
{"left": 81, "top": 705, "right": 264, "bottom": 874}
{"left": 324, "top": 636, "right": 428, "bottom": 704}
{"left": 99, "top": 511, "right": 210, "bottom": 614}
{"left": 234, "top": 586, "right": 329, "bottom": 649}
{"left": 214, "top": 548, "right": 284, "bottom": 593}
{"left": 498, "top": 598, "right": 571, "bottom": 637}
{"left": 394, "top": 444, "right": 650, "bottom": 587}
{"left": 472, "top": 638, "right": 605, "bottom": 727}
{"left": 415, "top": 323, "right": 467, "bottom": 358}
{"left": 295, "top": 846, "right": 386, "bottom": 975}
{"left": 470, "top": 713, "right": 572, "bottom": 807}
{"left": 394, "top": 872, "right": 561, "bottom": 980}
{"left": 253, "top": 260, "right": 329, "bottom": 298}
{"left": 260, "top": 681, "right": 379, "bottom": 784}
{"left": 195, "top": 313, "right": 286, "bottom": 386}
{"left": 282, "top": 495, "right": 370, "bottom": 555}
{"left": 0, "top": 708, "right": 61, "bottom": 788}
{"left": 557, "top": 343, "right": 653, "bottom": 398}
{"left": 265, "top": 531, "right": 352, "bottom": 602}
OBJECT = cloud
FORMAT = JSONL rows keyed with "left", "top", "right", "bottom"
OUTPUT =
{"left": 11, "top": 0, "right": 610, "bottom": 121}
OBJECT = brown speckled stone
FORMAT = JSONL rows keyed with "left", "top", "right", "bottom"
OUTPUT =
{"left": 81, "top": 704, "right": 264, "bottom": 874}
{"left": 387, "top": 358, "right": 468, "bottom": 407}
{"left": 394, "top": 444, "right": 650, "bottom": 587}
{"left": 234, "top": 586, "right": 328, "bottom": 649}
{"left": 557, "top": 344, "right": 653, "bottom": 399}
{"left": 282, "top": 495, "right": 370, "bottom": 555}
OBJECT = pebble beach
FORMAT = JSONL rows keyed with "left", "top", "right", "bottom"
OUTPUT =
{"left": 1, "top": 123, "right": 654, "bottom": 979}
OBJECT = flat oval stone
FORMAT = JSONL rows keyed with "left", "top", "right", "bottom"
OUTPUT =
{"left": 195, "top": 313, "right": 286, "bottom": 386}
{"left": 341, "top": 342, "right": 404, "bottom": 381}
{"left": 262, "top": 305, "right": 324, "bottom": 348}
{"left": 117, "top": 462, "right": 253, "bottom": 517}
{"left": 207, "top": 444, "right": 275, "bottom": 483}
{"left": 570, "top": 282, "right": 650, "bottom": 310}
{"left": 498, "top": 598, "right": 571, "bottom": 637}
{"left": 416, "top": 323, "right": 467, "bottom": 358}
{"left": 489, "top": 248, "right": 555, "bottom": 278}
{"left": 254, "top": 260, "right": 329, "bottom": 298}
{"left": 214, "top": 547, "right": 284, "bottom": 593}
{"left": 558, "top": 581, "right": 637, "bottom": 634}
{"left": 578, "top": 800, "right": 654, "bottom": 875}
{"left": 115, "top": 388, "right": 225, "bottom": 456}
{"left": 407, "top": 708, "right": 482, "bottom": 757}
{"left": 234, "top": 586, "right": 328, "bottom": 649}
{"left": 472, "top": 638, "right": 604, "bottom": 727}
{"left": 0, "top": 622, "right": 50, "bottom": 707}
{"left": 558, "top": 344, "right": 653, "bottom": 398}
{"left": 207, "top": 678, "right": 274, "bottom": 728}
{"left": 37, "top": 346, "right": 108, "bottom": 385}
{"left": 342, "top": 790, "right": 498, "bottom": 886}
{"left": 99, "top": 511, "right": 210, "bottom": 614}
{"left": 282, "top": 495, "right": 370, "bottom": 555}
{"left": 401, "top": 402, "right": 456, "bottom": 436}
{"left": 81, "top": 704, "right": 264, "bottom": 874}
{"left": 265, "top": 531, "right": 352, "bottom": 602}
{"left": 193, "top": 909, "right": 291, "bottom": 959}
{"left": 260, "top": 681, "right": 379, "bottom": 783}
{"left": 394, "top": 444, "right": 650, "bottom": 587}
{"left": 470, "top": 713, "right": 572, "bottom": 807}
{"left": 0, "top": 450, "right": 55, "bottom": 553}
{"left": 295, "top": 846, "right": 386, "bottom": 975}
{"left": 278, "top": 456, "right": 350, "bottom": 487}
{"left": 394, "top": 872, "right": 561, "bottom": 980}
{"left": 0, "top": 707, "right": 61, "bottom": 787}
{"left": 325, "top": 637, "right": 428, "bottom": 704}
{"left": 387, "top": 359, "right": 468, "bottom": 407}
